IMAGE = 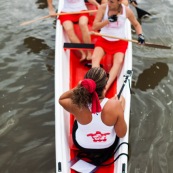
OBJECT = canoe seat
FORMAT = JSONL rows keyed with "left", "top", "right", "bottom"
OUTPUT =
{"left": 64, "top": 43, "right": 95, "bottom": 50}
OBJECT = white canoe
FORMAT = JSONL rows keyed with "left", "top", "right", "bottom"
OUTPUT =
{"left": 55, "top": 1, "right": 132, "bottom": 173}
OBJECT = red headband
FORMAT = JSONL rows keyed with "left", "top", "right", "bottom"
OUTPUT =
{"left": 81, "top": 79, "right": 101, "bottom": 113}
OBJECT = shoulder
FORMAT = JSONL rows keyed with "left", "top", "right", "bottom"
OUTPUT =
{"left": 99, "top": 3, "right": 107, "bottom": 11}
{"left": 125, "top": 5, "right": 135, "bottom": 18}
{"left": 106, "top": 98, "right": 122, "bottom": 110}
{"left": 106, "top": 97, "right": 124, "bottom": 118}
{"left": 100, "top": 98, "right": 123, "bottom": 126}
{"left": 94, "top": 3, "right": 107, "bottom": 19}
{"left": 102, "top": 98, "right": 123, "bottom": 119}
{"left": 121, "top": 0, "right": 129, "bottom": 6}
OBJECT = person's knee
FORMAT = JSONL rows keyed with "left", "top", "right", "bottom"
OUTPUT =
{"left": 79, "top": 17, "right": 88, "bottom": 30}
{"left": 92, "top": 55, "right": 100, "bottom": 67}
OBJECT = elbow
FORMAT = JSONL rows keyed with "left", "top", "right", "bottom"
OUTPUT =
{"left": 59, "top": 97, "right": 63, "bottom": 106}
{"left": 117, "top": 130, "right": 127, "bottom": 138}
{"left": 92, "top": 23, "right": 97, "bottom": 31}
{"left": 115, "top": 124, "right": 127, "bottom": 138}
{"left": 59, "top": 99, "right": 62, "bottom": 106}
{"left": 92, "top": 23, "right": 98, "bottom": 31}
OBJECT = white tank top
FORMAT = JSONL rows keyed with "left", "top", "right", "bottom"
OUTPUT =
{"left": 61, "top": 0, "right": 87, "bottom": 12}
{"left": 75, "top": 98, "right": 116, "bottom": 149}
{"left": 100, "top": 4, "right": 127, "bottom": 41}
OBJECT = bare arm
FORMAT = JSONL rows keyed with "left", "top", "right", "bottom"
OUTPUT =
{"left": 59, "top": 89, "right": 76, "bottom": 114}
{"left": 87, "top": 0, "right": 100, "bottom": 8}
{"left": 103, "top": 97, "right": 127, "bottom": 138}
{"left": 114, "top": 106, "right": 127, "bottom": 138}
{"left": 92, "top": 4, "right": 109, "bottom": 31}
{"left": 47, "top": 0, "right": 56, "bottom": 16}
{"left": 101, "top": 0, "right": 108, "bottom": 4}
{"left": 113, "top": 97, "right": 127, "bottom": 138}
{"left": 126, "top": 7, "right": 143, "bottom": 35}
{"left": 122, "top": 0, "right": 129, "bottom": 6}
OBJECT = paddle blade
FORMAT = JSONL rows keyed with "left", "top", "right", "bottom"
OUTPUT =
{"left": 136, "top": 7, "right": 151, "bottom": 19}
{"left": 145, "top": 42, "right": 171, "bottom": 49}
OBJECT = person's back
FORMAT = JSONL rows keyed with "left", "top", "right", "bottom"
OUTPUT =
{"left": 59, "top": 67, "right": 127, "bottom": 149}
{"left": 75, "top": 98, "right": 116, "bottom": 149}
{"left": 59, "top": 67, "right": 127, "bottom": 165}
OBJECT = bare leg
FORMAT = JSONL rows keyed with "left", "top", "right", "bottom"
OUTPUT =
{"left": 91, "top": 47, "right": 105, "bottom": 67}
{"left": 105, "top": 52, "right": 124, "bottom": 93}
{"left": 79, "top": 16, "right": 92, "bottom": 60}
{"left": 63, "top": 20, "right": 86, "bottom": 61}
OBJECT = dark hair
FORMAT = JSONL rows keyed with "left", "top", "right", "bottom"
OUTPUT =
{"left": 72, "top": 67, "right": 107, "bottom": 108}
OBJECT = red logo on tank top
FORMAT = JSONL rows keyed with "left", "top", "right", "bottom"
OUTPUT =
{"left": 87, "top": 131, "right": 110, "bottom": 142}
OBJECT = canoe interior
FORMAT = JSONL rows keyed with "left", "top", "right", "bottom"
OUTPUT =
{"left": 68, "top": 23, "right": 117, "bottom": 173}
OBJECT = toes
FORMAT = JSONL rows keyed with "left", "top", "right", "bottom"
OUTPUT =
{"left": 80, "top": 55, "right": 87, "bottom": 62}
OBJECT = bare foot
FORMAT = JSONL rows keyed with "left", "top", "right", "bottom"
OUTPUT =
{"left": 80, "top": 53, "right": 86, "bottom": 62}
{"left": 86, "top": 51, "right": 92, "bottom": 61}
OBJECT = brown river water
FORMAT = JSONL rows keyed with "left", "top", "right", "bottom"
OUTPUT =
{"left": 0, "top": 0, "right": 173, "bottom": 173}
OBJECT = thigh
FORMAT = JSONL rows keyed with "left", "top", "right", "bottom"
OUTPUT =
{"left": 62, "top": 20, "right": 74, "bottom": 31}
{"left": 78, "top": 15, "right": 89, "bottom": 25}
{"left": 113, "top": 52, "right": 125, "bottom": 65}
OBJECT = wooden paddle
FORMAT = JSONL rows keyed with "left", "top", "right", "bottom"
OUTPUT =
{"left": 117, "top": 70, "right": 133, "bottom": 99}
{"left": 90, "top": 31, "right": 171, "bottom": 49}
{"left": 20, "top": 10, "right": 98, "bottom": 26}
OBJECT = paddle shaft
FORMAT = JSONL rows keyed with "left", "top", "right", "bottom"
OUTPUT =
{"left": 117, "top": 70, "right": 133, "bottom": 99}
{"left": 90, "top": 31, "right": 171, "bottom": 49}
{"left": 91, "top": 31, "right": 139, "bottom": 43}
{"left": 55, "top": 10, "right": 97, "bottom": 16}
{"left": 20, "top": 10, "right": 98, "bottom": 26}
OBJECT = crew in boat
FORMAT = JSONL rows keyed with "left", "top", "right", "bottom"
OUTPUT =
{"left": 91, "top": 0, "right": 145, "bottom": 94}
{"left": 47, "top": 0, "right": 99, "bottom": 62}
{"left": 59, "top": 67, "right": 126, "bottom": 165}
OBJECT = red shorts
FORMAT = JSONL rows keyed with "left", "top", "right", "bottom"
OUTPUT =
{"left": 58, "top": 11, "right": 89, "bottom": 25}
{"left": 95, "top": 36, "right": 128, "bottom": 55}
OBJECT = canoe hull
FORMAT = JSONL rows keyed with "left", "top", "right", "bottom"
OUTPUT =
{"left": 55, "top": 1, "right": 132, "bottom": 172}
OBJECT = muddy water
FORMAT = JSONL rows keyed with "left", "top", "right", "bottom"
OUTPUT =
{"left": 0, "top": 0, "right": 173, "bottom": 173}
